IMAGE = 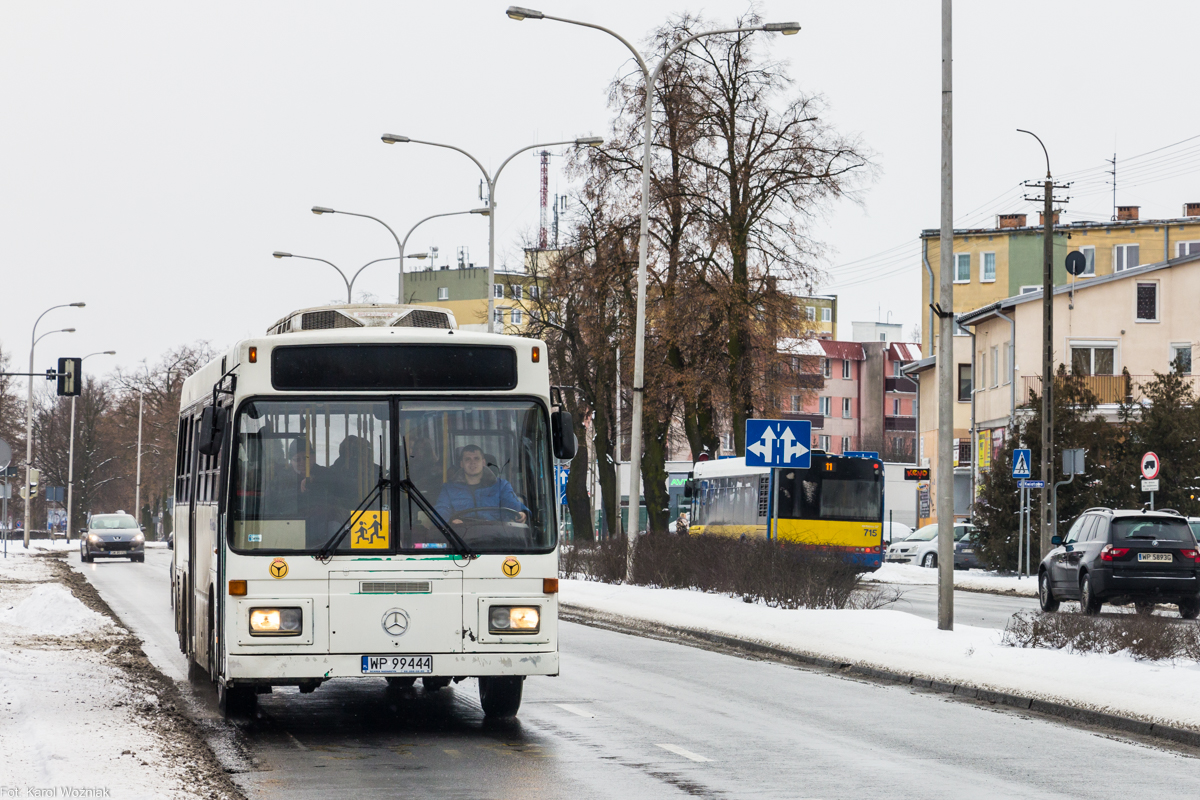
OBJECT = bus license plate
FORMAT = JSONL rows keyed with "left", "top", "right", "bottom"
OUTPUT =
{"left": 1138, "top": 552, "right": 1172, "bottom": 563}
{"left": 361, "top": 655, "right": 433, "bottom": 674}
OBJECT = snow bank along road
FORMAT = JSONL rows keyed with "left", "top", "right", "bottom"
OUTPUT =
{"left": 1, "top": 544, "right": 240, "bottom": 799}
{"left": 73, "top": 548, "right": 1200, "bottom": 800}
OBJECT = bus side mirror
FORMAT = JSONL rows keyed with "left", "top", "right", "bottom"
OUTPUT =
{"left": 551, "top": 410, "right": 577, "bottom": 461}
{"left": 197, "top": 406, "right": 226, "bottom": 457}
{"left": 683, "top": 479, "right": 694, "bottom": 499}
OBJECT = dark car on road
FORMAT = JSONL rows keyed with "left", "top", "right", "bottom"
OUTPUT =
{"left": 81, "top": 512, "right": 145, "bottom": 563}
{"left": 1038, "top": 508, "right": 1200, "bottom": 617}
{"left": 954, "top": 530, "right": 983, "bottom": 570}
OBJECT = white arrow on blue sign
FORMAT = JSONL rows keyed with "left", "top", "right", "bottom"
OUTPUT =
{"left": 744, "top": 419, "right": 811, "bottom": 468}
{"left": 1012, "top": 448, "right": 1032, "bottom": 479}
{"left": 555, "top": 465, "right": 569, "bottom": 505}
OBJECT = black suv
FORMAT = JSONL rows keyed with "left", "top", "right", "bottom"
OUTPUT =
{"left": 1038, "top": 508, "right": 1200, "bottom": 617}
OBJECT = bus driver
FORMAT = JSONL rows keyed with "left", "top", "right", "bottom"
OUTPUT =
{"left": 435, "top": 444, "right": 528, "bottom": 526}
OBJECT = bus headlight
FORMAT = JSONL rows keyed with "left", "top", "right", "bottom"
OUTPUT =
{"left": 489, "top": 605, "right": 539, "bottom": 634}
{"left": 249, "top": 607, "right": 303, "bottom": 636}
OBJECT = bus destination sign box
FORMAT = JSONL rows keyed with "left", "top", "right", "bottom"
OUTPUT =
{"left": 744, "top": 419, "right": 811, "bottom": 469}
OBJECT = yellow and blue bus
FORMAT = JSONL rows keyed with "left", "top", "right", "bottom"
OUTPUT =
{"left": 687, "top": 453, "right": 884, "bottom": 569}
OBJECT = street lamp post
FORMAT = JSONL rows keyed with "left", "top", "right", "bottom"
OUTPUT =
{"left": 506, "top": 6, "right": 798, "bottom": 576}
{"left": 381, "top": 134, "right": 602, "bottom": 332}
{"left": 273, "top": 253, "right": 402, "bottom": 303}
{"left": 66, "top": 351, "right": 115, "bottom": 540}
{"left": 24, "top": 302, "right": 84, "bottom": 547}
{"left": 398, "top": 209, "right": 490, "bottom": 302}
{"left": 310, "top": 207, "right": 405, "bottom": 302}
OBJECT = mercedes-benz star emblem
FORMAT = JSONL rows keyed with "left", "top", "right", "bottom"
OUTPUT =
{"left": 381, "top": 608, "right": 410, "bottom": 637}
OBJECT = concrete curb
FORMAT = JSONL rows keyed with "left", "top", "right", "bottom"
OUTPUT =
{"left": 561, "top": 604, "right": 1200, "bottom": 750}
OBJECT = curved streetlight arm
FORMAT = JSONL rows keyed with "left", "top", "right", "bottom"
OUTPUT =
{"left": 35, "top": 328, "right": 75, "bottom": 347}
{"left": 82, "top": 351, "right": 116, "bottom": 361}
{"left": 400, "top": 139, "right": 492, "bottom": 187}
{"left": 348, "top": 256, "right": 400, "bottom": 293}
{"left": 401, "top": 210, "right": 483, "bottom": 252}
{"left": 324, "top": 209, "right": 404, "bottom": 255}
{"left": 285, "top": 254, "right": 351, "bottom": 301}
{"left": 534, "top": 13, "right": 650, "bottom": 77}
{"left": 1017, "top": 129, "right": 1052, "bottom": 179}
{"left": 31, "top": 302, "right": 84, "bottom": 346}
{"left": 494, "top": 139, "right": 584, "bottom": 188}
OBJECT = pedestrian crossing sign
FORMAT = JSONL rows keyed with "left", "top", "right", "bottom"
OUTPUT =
{"left": 349, "top": 510, "right": 389, "bottom": 549}
{"left": 1012, "top": 449, "right": 1032, "bottom": 479}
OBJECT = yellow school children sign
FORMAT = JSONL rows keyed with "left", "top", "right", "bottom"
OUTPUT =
{"left": 349, "top": 510, "right": 389, "bottom": 549}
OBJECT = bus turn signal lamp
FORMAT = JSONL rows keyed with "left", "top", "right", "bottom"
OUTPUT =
{"left": 531, "top": 346, "right": 540, "bottom": 363}
{"left": 248, "top": 346, "right": 257, "bottom": 363}
{"left": 249, "top": 607, "right": 303, "bottom": 636}
{"left": 228, "top": 580, "right": 247, "bottom": 596}
{"left": 489, "top": 605, "right": 540, "bottom": 634}
{"left": 543, "top": 578, "right": 558, "bottom": 594}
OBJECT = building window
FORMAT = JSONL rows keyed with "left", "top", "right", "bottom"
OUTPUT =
{"left": 819, "top": 435, "right": 831, "bottom": 452}
{"left": 842, "top": 398, "right": 852, "bottom": 418}
{"left": 957, "top": 364, "right": 972, "bottom": 402}
{"left": 952, "top": 313, "right": 970, "bottom": 337}
{"left": 1136, "top": 282, "right": 1157, "bottom": 321}
{"left": 842, "top": 359, "right": 852, "bottom": 379}
{"left": 819, "top": 397, "right": 832, "bottom": 417}
{"left": 437, "top": 287, "right": 449, "bottom": 301}
{"left": 1114, "top": 243, "right": 1140, "bottom": 272}
{"left": 494, "top": 308, "right": 506, "bottom": 325}
{"left": 981, "top": 252, "right": 996, "bottom": 282}
{"left": 510, "top": 308, "right": 523, "bottom": 325}
{"left": 822, "top": 358, "right": 832, "bottom": 379}
{"left": 1003, "top": 344, "right": 1011, "bottom": 385}
{"left": 821, "top": 307, "right": 832, "bottom": 323}
{"left": 991, "top": 346, "right": 999, "bottom": 388}
{"left": 530, "top": 285, "right": 540, "bottom": 299}
{"left": 1171, "top": 344, "right": 1193, "bottom": 374}
{"left": 722, "top": 432, "right": 733, "bottom": 452}
{"left": 493, "top": 284, "right": 504, "bottom": 298}
{"left": 841, "top": 436, "right": 851, "bottom": 454}
{"left": 1019, "top": 285, "right": 1041, "bottom": 295}
{"left": 894, "top": 360, "right": 903, "bottom": 376}
{"left": 1176, "top": 241, "right": 1200, "bottom": 258}
{"left": 806, "top": 306, "right": 816, "bottom": 321}
{"left": 893, "top": 398, "right": 901, "bottom": 416}
{"left": 954, "top": 253, "right": 970, "bottom": 283}
{"left": 1070, "top": 345, "right": 1115, "bottom": 376}
{"left": 512, "top": 285, "right": 522, "bottom": 300}
{"left": 1080, "top": 245, "right": 1095, "bottom": 276}
{"left": 879, "top": 333, "right": 886, "bottom": 342}
{"left": 791, "top": 394, "right": 802, "bottom": 412}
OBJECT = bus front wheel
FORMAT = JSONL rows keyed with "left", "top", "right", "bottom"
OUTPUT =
{"left": 478, "top": 676, "right": 524, "bottom": 718}
{"left": 218, "top": 682, "right": 257, "bottom": 720}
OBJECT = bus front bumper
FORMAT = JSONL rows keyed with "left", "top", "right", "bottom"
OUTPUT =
{"left": 226, "top": 651, "right": 559, "bottom": 681}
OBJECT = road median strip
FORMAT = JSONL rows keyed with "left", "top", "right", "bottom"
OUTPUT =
{"left": 561, "top": 598, "right": 1200, "bottom": 751}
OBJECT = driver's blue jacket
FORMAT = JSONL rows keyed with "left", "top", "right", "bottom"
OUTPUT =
{"left": 434, "top": 472, "right": 530, "bottom": 521}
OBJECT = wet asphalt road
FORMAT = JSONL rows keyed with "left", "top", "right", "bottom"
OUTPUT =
{"left": 70, "top": 547, "right": 1200, "bottom": 800}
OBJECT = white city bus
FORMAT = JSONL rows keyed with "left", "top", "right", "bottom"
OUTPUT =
{"left": 171, "top": 303, "right": 574, "bottom": 718}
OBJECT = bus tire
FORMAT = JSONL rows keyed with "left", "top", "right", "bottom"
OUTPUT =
{"left": 921, "top": 552, "right": 937, "bottom": 569}
{"left": 218, "top": 682, "right": 256, "bottom": 720}
{"left": 478, "top": 676, "right": 523, "bottom": 718}
{"left": 422, "top": 676, "right": 452, "bottom": 692}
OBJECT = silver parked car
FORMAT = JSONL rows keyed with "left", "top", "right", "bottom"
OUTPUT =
{"left": 81, "top": 513, "right": 145, "bottom": 563}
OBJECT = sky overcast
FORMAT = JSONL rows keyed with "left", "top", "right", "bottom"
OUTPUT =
{"left": 3, "top": 1, "right": 1198, "bottom": 381}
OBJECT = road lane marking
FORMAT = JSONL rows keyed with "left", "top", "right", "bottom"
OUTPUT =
{"left": 285, "top": 732, "right": 309, "bottom": 751}
{"left": 656, "top": 743, "right": 711, "bottom": 762}
{"left": 554, "top": 703, "right": 595, "bottom": 718}
{"left": 443, "top": 749, "right": 461, "bottom": 757}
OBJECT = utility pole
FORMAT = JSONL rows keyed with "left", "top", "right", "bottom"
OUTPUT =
{"left": 1018, "top": 130, "right": 1070, "bottom": 559}
{"left": 936, "top": 0, "right": 954, "bottom": 631}
{"left": 134, "top": 393, "right": 144, "bottom": 529}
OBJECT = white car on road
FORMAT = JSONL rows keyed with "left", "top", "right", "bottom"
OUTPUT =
{"left": 886, "top": 522, "right": 976, "bottom": 568}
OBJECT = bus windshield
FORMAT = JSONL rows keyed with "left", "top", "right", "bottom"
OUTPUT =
{"left": 230, "top": 398, "right": 555, "bottom": 555}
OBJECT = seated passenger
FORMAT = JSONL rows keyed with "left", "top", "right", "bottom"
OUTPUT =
{"left": 435, "top": 445, "right": 528, "bottom": 525}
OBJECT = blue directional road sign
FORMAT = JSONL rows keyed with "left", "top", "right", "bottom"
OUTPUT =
{"left": 744, "top": 419, "right": 811, "bottom": 469}
{"left": 1012, "top": 448, "right": 1032, "bottom": 479}
{"left": 844, "top": 451, "right": 880, "bottom": 460}
{"left": 555, "top": 465, "right": 569, "bottom": 506}
{"left": 1018, "top": 479, "right": 1045, "bottom": 489}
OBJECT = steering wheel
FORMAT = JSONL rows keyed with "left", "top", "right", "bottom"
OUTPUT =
{"left": 449, "top": 507, "right": 527, "bottom": 525}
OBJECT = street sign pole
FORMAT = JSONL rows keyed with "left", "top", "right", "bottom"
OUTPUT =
{"left": 771, "top": 468, "right": 780, "bottom": 542}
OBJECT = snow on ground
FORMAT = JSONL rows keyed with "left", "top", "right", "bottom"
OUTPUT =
{"left": 866, "top": 562, "right": 1038, "bottom": 597}
{"left": 0, "top": 548, "right": 232, "bottom": 799}
{"left": 562, "top": 578, "right": 1200, "bottom": 731}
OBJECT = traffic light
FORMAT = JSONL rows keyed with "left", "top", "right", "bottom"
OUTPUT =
{"left": 57, "top": 357, "right": 82, "bottom": 397}
{"left": 21, "top": 468, "right": 40, "bottom": 500}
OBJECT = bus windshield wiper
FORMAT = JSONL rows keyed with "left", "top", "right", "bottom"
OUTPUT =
{"left": 398, "top": 477, "right": 474, "bottom": 558}
{"left": 315, "top": 476, "right": 391, "bottom": 562}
